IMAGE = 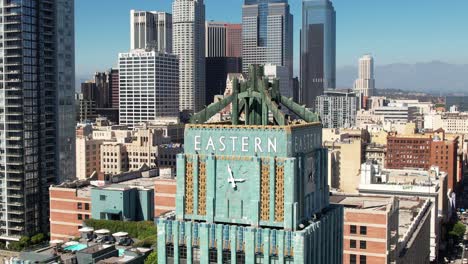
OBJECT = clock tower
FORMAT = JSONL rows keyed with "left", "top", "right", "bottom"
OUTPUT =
{"left": 157, "top": 66, "right": 343, "bottom": 264}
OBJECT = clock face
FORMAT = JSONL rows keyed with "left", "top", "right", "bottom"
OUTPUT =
{"left": 214, "top": 159, "right": 257, "bottom": 222}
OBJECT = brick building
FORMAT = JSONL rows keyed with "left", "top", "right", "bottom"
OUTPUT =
{"left": 332, "top": 195, "right": 432, "bottom": 264}
{"left": 49, "top": 169, "right": 178, "bottom": 241}
{"left": 386, "top": 129, "right": 459, "bottom": 190}
{"left": 49, "top": 181, "right": 92, "bottom": 241}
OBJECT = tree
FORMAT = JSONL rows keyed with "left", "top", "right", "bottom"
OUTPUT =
{"left": 144, "top": 251, "right": 157, "bottom": 264}
{"left": 31, "top": 233, "right": 45, "bottom": 245}
{"left": 449, "top": 221, "right": 466, "bottom": 240}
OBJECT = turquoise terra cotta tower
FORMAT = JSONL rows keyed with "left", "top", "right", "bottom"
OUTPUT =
{"left": 157, "top": 65, "right": 343, "bottom": 264}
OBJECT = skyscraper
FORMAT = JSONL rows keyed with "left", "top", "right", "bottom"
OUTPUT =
{"left": 301, "top": 0, "right": 336, "bottom": 108}
{"left": 173, "top": 0, "right": 206, "bottom": 113}
{"left": 242, "top": 0, "right": 293, "bottom": 80}
{"left": 130, "top": 10, "right": 172, "bottom": 53}
{"left": 354, "top": 54, "right": 375, "bottom": 108}
{"left": 205, "top": 22, "right": 242, "bottom": 104}
{"left": 119, "top": 50, "right": 179, "bottom": 126}
{"left": 0, "top": 0, "right": 76, "bottom": 241}
{"left": 157, "top": 66, "right": 343, "bottom": 264}
{"left": 226, "top": 24, "right": 243, "bottom": 57}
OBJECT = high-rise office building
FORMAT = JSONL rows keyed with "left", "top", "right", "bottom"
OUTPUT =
{"left": 206, "top": 22, "right": 243, "bottom": 58}
{"left": 242, "top": 0, "right": 293, "bottom": 81}
{"left": 0, "top": 0, "right": 76, "bottom": 241}
{"left": 354, "top": 54, "right": 375, "bottom": 108}
{"left": 205, "top": 22, "right": 243, "bottom": 104}
{"left": 206, "top": 22, "right": 227, "bottom": 57}
{"left": 110, "top": 68, "right": 119, "bottom": 109}
{"left": 130, "top": 10, "right": 172, "bottom": 53}
{"left": 173, "top": 0, "right": 206, "bottom": 113}
{"left": 226, "top": 24, "right": 242, "bottom": 57}
{"left": 315, "top": 90, "right": 358, "bottom": 128}
{"left": 118, "top": 50, "right": 179, "bottom": 126}
{"left": 301, "top": 0, "right": 336, "bottom": 108}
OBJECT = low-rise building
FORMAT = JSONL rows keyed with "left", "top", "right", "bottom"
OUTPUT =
{"left": 49, "top": 169, "right": 177, "bottom": 241}
{"left": 358, "top": 164, "right": 450, "bottom": 261}
{"left": 76, "top": 135, "right": 105, "bottom": 179}
{"left": 50, "top": 179, "right": 93, "bottom": 241}
{"left": 332, "top": 195, "right": 432, "bottom": 264}
{"left": 324, "top": 138, "right": 364, "bottom": 193}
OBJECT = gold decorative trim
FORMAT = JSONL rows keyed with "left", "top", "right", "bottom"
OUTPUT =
{"left": 197, "top": 160, "right": 207, "bottom": 216}
{"left": 260, "top": 158, "right": 270, "bottom": 221}
{"left": 274, "top": 160, "right": 285, "bottom": 222}
{"left": 185, "top": 161, "right": 194, "bottom": 215}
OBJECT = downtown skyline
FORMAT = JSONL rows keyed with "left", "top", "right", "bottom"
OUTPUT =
{"left": 75, "top": 0, "right": 468, "bottom": 82}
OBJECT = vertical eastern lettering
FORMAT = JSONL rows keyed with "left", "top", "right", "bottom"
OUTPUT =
{"left": 230, "top": 137, "right": 238, "bottom": 152}
{"left": 219, "top": 136, "right": 226, "bottom": 151}
{"left": 206, "top": 137, "right": 215, "bottom": 151}
{"left": 255, "top": 137, "right": 263, "bottom": 153}
{"left": 268, "top": 138, "right": 277, "bottom": 153}
{"left": 194, "top": 136, "right": 201, "bottom": 151}
{"left": 241, "top": 137, "right": 249, "bottom": 152}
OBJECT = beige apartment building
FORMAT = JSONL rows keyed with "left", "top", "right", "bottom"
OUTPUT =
{"left": 101, "top": 142, "right": 129, "bottom": 175}
{"left": 76, "top": 135, "right": 105, "bottom": 180}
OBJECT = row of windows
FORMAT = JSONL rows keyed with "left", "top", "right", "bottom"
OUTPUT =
{"left": 350, "top": 254, "right": 366, "bottom": 264}
{"left": 350, "top": 225, "right": 367, "bottom": 235}
{"left": 350, "top": 240, "right": 366, "bottom": 250}
{"left": 77, "top": 202, "right": 90, "bottom": 210}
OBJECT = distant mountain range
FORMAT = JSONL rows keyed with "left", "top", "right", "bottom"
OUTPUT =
{"left": 337, "top": 61, "right": 468, "bottom": 95}
{"left": 75, "top": 61, "right": 468, "bottom": 95}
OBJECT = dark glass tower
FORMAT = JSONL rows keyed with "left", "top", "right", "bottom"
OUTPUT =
{"left": 300, "top": 0, "right": 336, "bottom": 108}
{"left": 0, "top": 0, "right": 76, "bottom": 241}
{"left": 242, "top": 0, "right": 293, "bottom": 80}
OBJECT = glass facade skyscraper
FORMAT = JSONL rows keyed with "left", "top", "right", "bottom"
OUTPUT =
{"left": 242, "top": 0, "right": 293, "bottom": 81}
{"left": 0, "top": 0, "right": 76, "bottom": 241}
{"left": 300, "top": 0, "right": 336, "bottom": 108}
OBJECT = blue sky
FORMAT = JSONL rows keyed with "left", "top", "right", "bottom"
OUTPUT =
{"left": 76, "top": 0, "right": 468, "bottom": 78}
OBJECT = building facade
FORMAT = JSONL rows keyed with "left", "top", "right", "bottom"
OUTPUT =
{"left": 315, "top": 90, "right": 358, "bottom": 128}
{"left": 386, "top": 130, "right": 459, "bottom": 191}
{"left": 130, "top": 10, "right": 172, "bottom": 53}
{"left": 301, "top": 0, "right": 336, "bottom": 108}
{"left": 173, "top": 0, "right": 206, "bottom": 113}
{"left": 118, "top": 50, "right": 179, "bottom": 126}
{"left": 205, "top": 57, "right": 242, "bottom": 104}
{"left": 76, "top": 136, "right": 104, "bottom": 180}
{"left": 242, "top": 0, "right": 293, "bottom": 81}
{"left": 0, "top": 0, "right": 76, "bottom": 241}
{"left": 157, "top": 67, "right": 343, "bottom": 264}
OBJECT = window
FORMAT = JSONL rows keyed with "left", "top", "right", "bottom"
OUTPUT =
{"left": 100, "top": 195, "right": 106, "bottom": 201}
{"left": 350, "top": 225, "right": 357, "bottom": 234}
{"left": 179, "top": 245, "right": 187, "bottom": 260}
{"left": 236, "top": 252, "right": 245, "bottom": 264}
{"left": 85, "top": 203, "right": 90, "bottom": 210}
{"left": 77, "top": 214, "right": 82, "bottom": 220}
{"left": 77, "top": 203, "right": 82, "bottom": 210}
{"left": 360, "top": 241, "right": 367, "bottom": 249}
{"left": 166, "top": 244, "right": 174, "bottom": 258}
{"left": 360, "top": 226, "right": 367, "bottom": 235}
{"left": 85, "top": 215, "right": 90, "bottom": 220}
{"left": 350, "top": 240, "right": 356, "bottom": 249}
{"left": 209, "top": 248, "right": 217, "bottom": 263}
{"left": 360, "top": 255, "right": 367, "bottom": 264}
{"left": 222, "top": 250, "right": 231, "bottom": 264}
{"left": 350, "top": 254, "right": 356, "bottom": 264}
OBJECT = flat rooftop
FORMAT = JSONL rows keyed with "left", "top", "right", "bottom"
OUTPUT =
{"left": 331, "top": 194, "right": 428, "bottom": 241}
{"left": 331, "top": 195, "right": 393, "bottom": 211}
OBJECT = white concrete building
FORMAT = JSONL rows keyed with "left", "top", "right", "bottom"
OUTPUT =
{"left": 315, "top": 90, "right": 358, "bottom": 128}
{"left": 118, "top": 50, "right": 179, "bottom": 126}
{"left": 173, "top": 0, "right": 206, "bottom": 113}
{"left": 130, "top": 10, "right": 172, "bottom": 53}
{"left": 374, "top": 103, "right": 418, "bottom": 123}
{"left": 358, "top": 164, "right": 451, "bottom": 261}
{"left": 424, "top": 111, "right": 468, "bottom": 134}
{"left": 354, "top": 54, "right": 375, "bottom": 101}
